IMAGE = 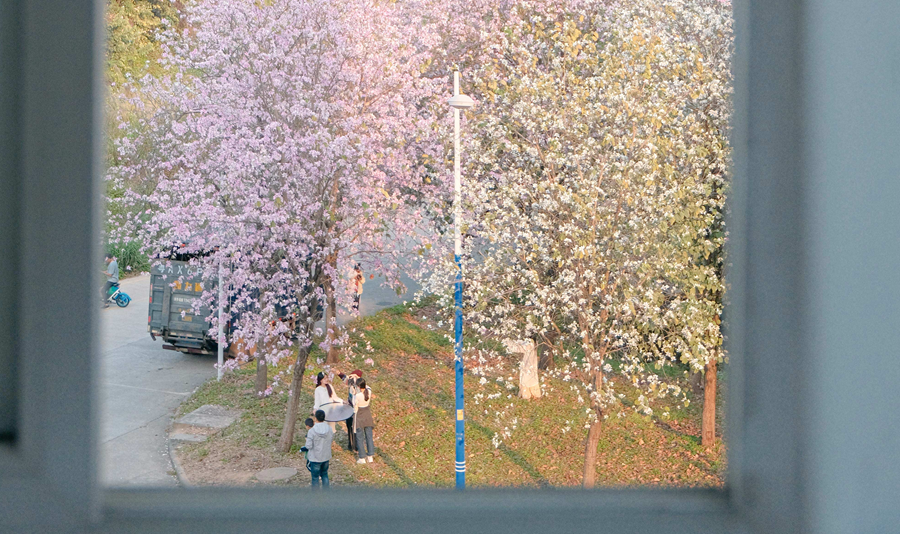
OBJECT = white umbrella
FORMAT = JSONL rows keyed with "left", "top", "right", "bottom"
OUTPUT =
{"left": 319, "top": 402, "right": 354, "bottom": 422}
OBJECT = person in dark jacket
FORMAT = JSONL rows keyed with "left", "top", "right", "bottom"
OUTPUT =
{"left": 300, "top": 418, "right": 315, "bottom": 473}
{"left": 337, "top": 369, "right": 363, "bottom": 451}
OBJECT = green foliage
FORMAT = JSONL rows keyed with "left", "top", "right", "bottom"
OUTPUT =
{"left": 105, "top": 0, "right": 177, "bottom": 85}
{"left": 105, "top": 1, "right": 180, "bottom": 246}
{"left": 348, "top": 311, "right": 452, "bottom": 359}
{"left": 106, "top": 240, "right": 150, "bottom": 274}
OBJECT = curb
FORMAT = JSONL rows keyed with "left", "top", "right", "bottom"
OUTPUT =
{"left": 167, "top": 426, "right": 193, "bottom": 488}
{"left": 166, "top": 383, "right": 206, "bottom": 488}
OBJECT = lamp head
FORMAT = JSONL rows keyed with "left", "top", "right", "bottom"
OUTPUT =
{"left": 447, "top": 94, "right": 475, "bottom": 110}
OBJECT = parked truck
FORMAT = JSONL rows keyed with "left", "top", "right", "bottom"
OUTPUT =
{"left": 148, "top": 258, "right": 316, "bottom": 355}
{"left": 148, "top": 260, "right": 219, "bottom": 354}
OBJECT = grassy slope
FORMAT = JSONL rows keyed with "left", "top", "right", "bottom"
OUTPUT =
{"left": 176, "top": 303, "right": 725, "bottom": 488}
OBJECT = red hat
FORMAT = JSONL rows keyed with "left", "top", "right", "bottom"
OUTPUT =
{"left": 350, "top": 369, "right": 363, "bottom": 377}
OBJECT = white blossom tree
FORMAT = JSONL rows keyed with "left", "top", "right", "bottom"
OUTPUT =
{"left": 419, "top": 0, "right": 732, "bottom": 486}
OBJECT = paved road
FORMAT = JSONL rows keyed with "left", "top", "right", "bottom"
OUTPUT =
{"left": 100, "top": 274, "right": 215, "bottom": 487}
{"left": 100, "top": 268, "right": 420, "bottom": 487}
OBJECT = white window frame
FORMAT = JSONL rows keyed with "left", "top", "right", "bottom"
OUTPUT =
{"left": 3, "top": 0, "right": 900, "bottom": 533}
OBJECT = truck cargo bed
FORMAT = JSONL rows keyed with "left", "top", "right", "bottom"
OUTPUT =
{"left": 148, "top": 261, "right": 215, "bottom": 353}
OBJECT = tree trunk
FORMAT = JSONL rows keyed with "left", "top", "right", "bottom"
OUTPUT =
{"left": 324, "top": 272, "right": 340, "bottom": 365}
{"left": 689, "top": 368, "right": 704, "bottom": 395}
{"left": 255, "top": 355, "right": 267, "bottom": 397}
{"left": 701, "top": 357, "right": 717, "bottom": 448}
{"left": 581, "top": 361, "right": 604, "bottom": 488}
{"left": 539, "top": 328, "right": 560, "bottom": 370}
{"left": 276, "top": 344, "right": 312, "bottom": 453}
{"left": 537, "top": 342, "right": 555, "bottom": 370}
{"left": 582, "top": 417, "right": 603, "bottom": 488}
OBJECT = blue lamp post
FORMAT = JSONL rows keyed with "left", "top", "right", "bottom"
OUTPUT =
{"left": 448, "top": 71, "right": 474, "bottom": 489}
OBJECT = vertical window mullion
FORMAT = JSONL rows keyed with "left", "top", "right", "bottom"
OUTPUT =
{"left": 0, "top": 0, "right": 23, "bottom": 445}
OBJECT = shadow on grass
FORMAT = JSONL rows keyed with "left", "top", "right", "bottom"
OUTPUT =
{"left": 374, "top": 448, "right": 417, "bottom": 487}
{"left": 651, "top": 419, "right": 699, "bottom": 441}
{"left": 411, "top": 379, "right": 551, "bottom": 489}
{"left": 650, "top": 420, "right": 722, "bottom": 478}
{"left": 468, "top": 421, "right": 551, "bottom": 488}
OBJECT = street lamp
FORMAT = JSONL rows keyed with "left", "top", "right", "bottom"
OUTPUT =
{"left": 448, "top": 71, "right": 474, "bottom": 490}
{"left": 217, "top": 262, "right": 225, "bottom": 381}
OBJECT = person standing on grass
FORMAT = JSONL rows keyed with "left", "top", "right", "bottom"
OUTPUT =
{"left": 299, "top": 418, "right": 314, "bottom": 473}
{"left": 304, "top": 410, "right": 333, "bottom": 489}
{"left": 352, "top": 378, "right": 376, "bottom": 464}
{"left": 313, "top": 372, "right": 344, "bottom": 432}
{"left": 337, "top": 369, "right": 363, "bottom": 452}
{"left": 350, "top": 264, "right": 364, "bottom": 314}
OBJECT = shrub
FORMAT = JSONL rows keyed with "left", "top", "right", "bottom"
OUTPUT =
{"left": 106, "top": 240, "right": 150, "bottom": 274}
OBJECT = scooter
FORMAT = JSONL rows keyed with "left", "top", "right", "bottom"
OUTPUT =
{"left": 105, "top": 283, "right": 131, "bottom": 308}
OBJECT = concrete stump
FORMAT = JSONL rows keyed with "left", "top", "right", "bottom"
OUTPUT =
{"left": 175, "top": 404, "right": 243, "bottom": 429}
{"left": 503, "top": 339, "right": 542, "bottom": 399}
{"left": 256, "top": 467, "right": 298, "bottom": 483}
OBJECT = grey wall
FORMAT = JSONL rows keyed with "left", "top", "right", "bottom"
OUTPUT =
{"left": 1, "top": 0, "right": 900, "bottom": 533}
{"left": 804, "top": 1, "right": 900, "bottom": 532}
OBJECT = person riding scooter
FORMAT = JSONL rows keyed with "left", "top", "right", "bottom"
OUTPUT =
{"left": 101, "top": 253, "right": 119, "bottom": 308}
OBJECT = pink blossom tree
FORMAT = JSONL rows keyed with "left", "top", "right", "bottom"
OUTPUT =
{"left": 107, "top": 0, "right": 448, "bottom": 452}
